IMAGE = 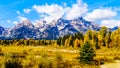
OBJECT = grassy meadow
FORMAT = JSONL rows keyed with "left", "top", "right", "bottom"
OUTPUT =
{"left": 0, "top": 45, "right": 120, "bottom": 68}
{"left": 0, "top": 45, "right": 100, "bottom": 68}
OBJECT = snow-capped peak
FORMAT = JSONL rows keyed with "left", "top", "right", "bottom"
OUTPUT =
{"left": 21, "top": 19, "right": 31, "bottom": 25}
{"left": 0, "top": 17, "right": 102, "bottom": 40}
{"left": 34, "top": 20, "right": 46, "bottom": 28}
{"left": 15, "top": 19, "right": 34, "bottom": 29}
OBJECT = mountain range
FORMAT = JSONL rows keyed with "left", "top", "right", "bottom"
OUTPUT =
{"left": 0, "top": 17, "right": 117, "bottom": 40}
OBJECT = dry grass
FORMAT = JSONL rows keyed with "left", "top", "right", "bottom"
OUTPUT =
{"left": 1, "top": 45, "right": 120, "bottom": 68}
{"left": 3, "top": 45, "right": 120, "bottom": 68}
{"left": 0, "top": 45, "right": 86, "bottom": 68}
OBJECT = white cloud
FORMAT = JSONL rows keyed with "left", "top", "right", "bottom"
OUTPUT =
{"left": 84, "top": 8, "right": 117, "bottom": 22}
{"left": 6, "top": 20, "right": 11, "bottom": 23}
{"left": 32, "top": 0, "right": 88, "bottom": 23}
{"left": 33, "top": 4, "right": 64, "bottom": 23}
{"left": 63, "top": 0, "right": 88, "bottom": 20}
{"left": 101, "top": 20, "right": 120, "bottom": 28}
{"left": 16, "top": 11, "right": 20, "bottom": 14}
{"left": 33, "top": 4, "right": 63, "bottom": 15}
{"left": 23, "top": 8, "right": 31, "bottom": 14}
{"left": 16, "top": 11, "right": 23, "bottom": 16}
{"left": 13, "top": 21, "right": 18, "bottom": 25}
{"left": 17, "top": 16, "right": 28, "bottom": 22}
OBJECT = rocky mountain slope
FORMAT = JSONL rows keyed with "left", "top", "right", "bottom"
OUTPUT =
{"left": 0, "top": 17, "right": 101, "bottom": 40}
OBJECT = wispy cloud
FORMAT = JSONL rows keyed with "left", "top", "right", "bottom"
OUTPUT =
{"left": 101, "top": 20, "right": 120, "bottom": 28}
{"left": 17, "top": 16, "right": 28, "bottom": 22}
{"left": 6, "top": 20, "right": 11, "bottom": 23}
{"left": 63, "top": 0, "right": 88, "bottom": 20}
{"left": 13, "top": 21, "right": 18, "bottom": 25}
{"left": 23, "top": 8, "right": 31, "bottom": 14}
{"left": 84, "top": 8, "right": 117, "bottom": 22}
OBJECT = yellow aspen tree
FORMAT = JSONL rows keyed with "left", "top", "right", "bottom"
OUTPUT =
{"left": 65, "top": 39, "right": 69, "bottom": 47}
{"left": 74, "top": 39, "right": 80, "bottom": 48}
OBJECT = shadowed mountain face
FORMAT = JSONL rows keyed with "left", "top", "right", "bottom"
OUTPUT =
{"left": 9, "top": 26, "right": 39, "bottom": 39}
{"left": 0, "top": 26, "right": 5, "bottom": 35}
{"left": 7, "top": 19, "right": 39, "bottom": 39}
{"left": 111, "top": 26, "right": 119, "bottom": 31}
{"left": 0, "top": 17, "right": 103, "bottom": 40}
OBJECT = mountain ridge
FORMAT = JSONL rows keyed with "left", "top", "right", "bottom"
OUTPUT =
{"left": 0, "top": 17, "right": 116, "bottom": 40}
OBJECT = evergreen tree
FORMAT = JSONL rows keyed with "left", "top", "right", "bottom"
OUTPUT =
{"left": 79, "top": 41, "right": 95, "bottom": 64}
{"left": 57, "top": 37, "right": 62, "bottom": 45}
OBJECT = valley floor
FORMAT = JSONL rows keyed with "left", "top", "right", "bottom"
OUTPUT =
{"left": 0, "top": 45, "right": 120, "bottom": 68}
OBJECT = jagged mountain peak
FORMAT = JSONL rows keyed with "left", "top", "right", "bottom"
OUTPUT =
{"left": 0, "top": 17, "right": 104, "bottom": 40}
{"left": 34, "top": 20, "right": 46, "bottom": 28}
{"left": 14, "top": 19, "right": 34, "bottom": 29}
{"left": 21, "top": 19, "right": 32, "bottom": 26}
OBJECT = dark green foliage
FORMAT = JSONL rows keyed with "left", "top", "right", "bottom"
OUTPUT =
{"left": 79, "top": 42, "right": 95, "bottom": 64}
{"left": 56, "top": 34, "right": 71, "bottom": 45}
{"left": 99, "top": 26, "right": 108, "bottom": 46}
{"left": 62, "top": 34, "right": 71, "bottom": 45}
{"left": 0, "top": 39, "right": 54, "bottom": 46}
{"left": 95, "top": 42, "right": 100, "bottom": 49}
{"left": 5, "top": 59, "right": 23, "bottom": 68}
{"left": 70, "top": 33, "right": 83, "bottom": 46}
{"left": 69, "top": 36, "right": 74, "bottom": 46}
{"left": 94, "top": 34, "right": 100, "bottom": 49}
{"left": 57, "top": 33, "right": 84, "bottom": 46}
{"left": 100, "top": 26, "right": 107, "bottom": 38}
{"left": 74, "top": 33, "right": 84, "bottom": 40}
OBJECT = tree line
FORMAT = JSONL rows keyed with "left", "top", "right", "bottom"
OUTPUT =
{"left": 0, "top": 39, "right": 55, "bottom": 46}
{"left": 57, "top": 26, "right": 120, "bottom": 49}
{"left": 0, "top": 26, "right": 120, "bottom": 48}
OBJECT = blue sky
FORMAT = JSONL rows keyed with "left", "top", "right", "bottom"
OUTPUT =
{"left": 0, "top": 0, "right": 120, "bottom": 28}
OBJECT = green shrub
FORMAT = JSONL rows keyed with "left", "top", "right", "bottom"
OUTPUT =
{"left": 5, "top": 59, "right": 23, "bottom": 68}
